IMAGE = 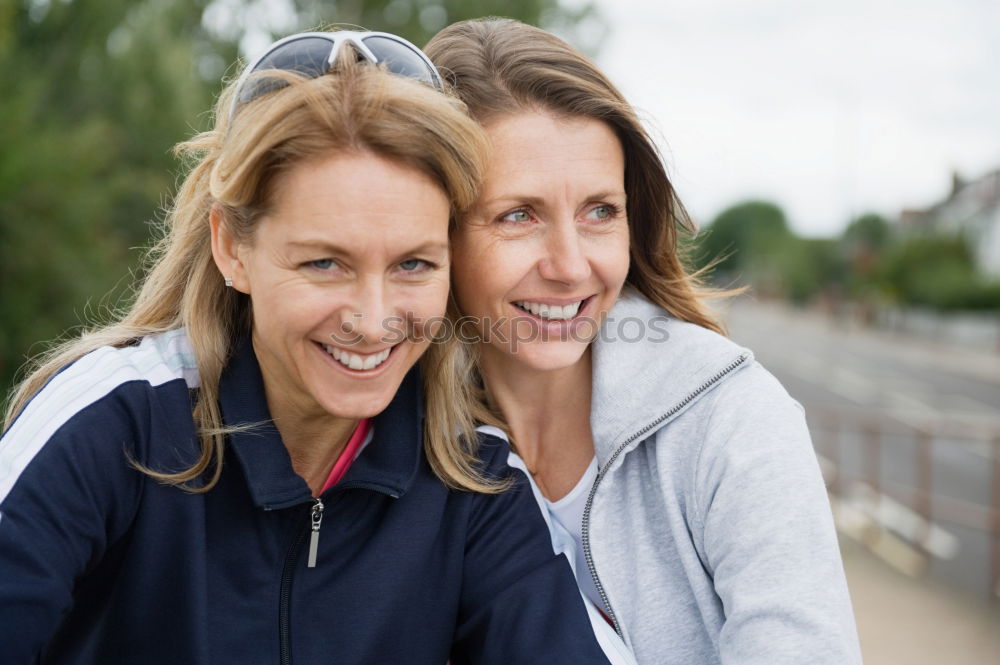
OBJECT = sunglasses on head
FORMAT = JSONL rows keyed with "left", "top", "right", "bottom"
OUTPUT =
{"left": 230, "top": 30, "right": 443, "bottom": 121}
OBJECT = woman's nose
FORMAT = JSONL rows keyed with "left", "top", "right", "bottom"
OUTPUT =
{"left": 331, "top": 280, "right": 394, "bottom": 347}
{"left": 537, "top": 222, "right": 591, "bottom": 285}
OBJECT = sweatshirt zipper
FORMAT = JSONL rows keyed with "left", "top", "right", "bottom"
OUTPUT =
{"left": 278, "top": 498, "right": 323, "bottom": 665}
{"left": 581, "top": 352, "right": 750, "bottom": 637}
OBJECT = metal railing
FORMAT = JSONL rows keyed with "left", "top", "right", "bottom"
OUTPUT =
{"left": 805, "top": 403, "right": 1000, "bottom": 602}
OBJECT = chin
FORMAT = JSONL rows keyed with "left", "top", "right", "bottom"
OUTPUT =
{"left": 509, "top": 340, "right": 590, "bottom": 373}
{"left": 320, "top": 392, "right": 395, "bottom": 420}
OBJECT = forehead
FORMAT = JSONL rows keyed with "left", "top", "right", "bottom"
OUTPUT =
{"left": 263, "top": 151, "right": 451, "bottom": 243}
{"left": 481, "top": 111, "right": 624, "bottom": 191}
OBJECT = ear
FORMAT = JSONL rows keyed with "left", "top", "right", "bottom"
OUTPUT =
{"left": 209, "top": 205, "right": 251, "bottom": 293}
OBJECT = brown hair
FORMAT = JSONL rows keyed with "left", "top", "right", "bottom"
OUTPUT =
{"left": 5, "top": 50, "right": 500, "bottom": 493}
{"left": 425, "top": 17, "right": 726, "bottom": 333}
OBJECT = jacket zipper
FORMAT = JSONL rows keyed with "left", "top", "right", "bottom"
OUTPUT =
{"left": 276, "top": 483, "right": 397, "bottom": 664}
{"left": 307, "top": 498, "right": 324, "bottom": 568}
{"left": 581, "top": 352, "right": 750, "bottom": 637}
{"left": 278, "top": 498, "right": 323, "bottom": 665}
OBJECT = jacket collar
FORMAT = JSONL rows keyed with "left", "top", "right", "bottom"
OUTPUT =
{"left": 218, "top": 337, "right": 423, "bottom": 510}
{"left": 589, "top": 290, "right": 752, "bottom": 465}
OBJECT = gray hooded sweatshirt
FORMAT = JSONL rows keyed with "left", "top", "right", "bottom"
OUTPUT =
{"left": 581, "top": 292, "right": 862, "bottom": 664}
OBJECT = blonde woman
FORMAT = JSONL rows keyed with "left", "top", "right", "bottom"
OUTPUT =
{"left": 427, "top": 19, "right": 862, "bottom": 665}
{"left": 0, "top": 31, "right": 611, "bottom": 664}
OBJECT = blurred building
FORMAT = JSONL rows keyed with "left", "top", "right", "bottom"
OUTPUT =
{"left": 899, "top": 169, "right": 1000, "bottom": 277}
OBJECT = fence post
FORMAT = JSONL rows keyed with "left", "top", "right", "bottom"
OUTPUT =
{"left": 992, "top": 434, "right": 1000, "bottom": 603}
{"left": 916, "top": 428, "right": 933, "bottom": 548}
{"left": 863, "top": 420, "right": 882, "bottom": 547}
{"left": 864, "top": 420, "right": 881, "bottom": 495}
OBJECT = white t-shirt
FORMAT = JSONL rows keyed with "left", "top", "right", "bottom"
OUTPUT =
{"left": 544, "top": 457, "right": 606, "bottom": 613}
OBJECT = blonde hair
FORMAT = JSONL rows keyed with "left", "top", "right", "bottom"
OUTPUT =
{"left": 5, "top": 52, "right": 501, "bottom": 493}
{"left": 426, "top": 18, "right": 731, "bottom": 430}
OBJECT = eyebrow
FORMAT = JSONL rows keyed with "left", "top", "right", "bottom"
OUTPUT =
{"left": 479, "top": 190, "right": 627, "bottom": 209}
{"left": 285, "top": 240, "right": 449, "bottom": 255}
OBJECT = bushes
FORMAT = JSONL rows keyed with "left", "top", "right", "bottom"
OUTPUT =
{"left": 880, "top": 235, "right": 1000, "bottom": 310}
{"left": 695, "top": 204, "right": 1000, "bottom": 311}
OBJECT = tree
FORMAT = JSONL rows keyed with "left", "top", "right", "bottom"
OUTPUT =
{"left": 843, "top": 212, "right": 890, "bottom": 253}
{"left": 694, "top": 200, "right": 794, "bottom": 292}
{"left": 839, "top": 212, "right": 890, "bottom": 301}
{"left": 878, "top": 233, "right": 1000, "bottom": 310}
{"left": 0, "top": 0, "right": 231, "bottom": 389}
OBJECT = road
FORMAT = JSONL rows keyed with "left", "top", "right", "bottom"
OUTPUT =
{"left": 720, "top": 298, "right": 1000, "bottom": 600}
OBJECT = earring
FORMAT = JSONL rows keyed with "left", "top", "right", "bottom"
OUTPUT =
{"left": 224, "top": 276, "right": 233, "bottom": 287}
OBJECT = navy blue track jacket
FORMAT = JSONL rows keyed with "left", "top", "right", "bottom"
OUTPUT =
{"left": 0, "top": 330, "right": 610, "bottom": 664}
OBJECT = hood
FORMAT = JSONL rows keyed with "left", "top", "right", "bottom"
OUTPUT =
{"left": 589, "top": 290, "right": 752, "bottom": 464}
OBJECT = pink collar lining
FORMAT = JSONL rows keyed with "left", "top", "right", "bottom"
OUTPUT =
{"left": 320, "top": 419, "right": 373, "bottom": 494}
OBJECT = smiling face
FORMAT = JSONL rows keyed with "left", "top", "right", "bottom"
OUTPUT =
{"left": 451, "top": 111, "right": 630, "bottom": 374}
{"left": 212, "top": 151, "right": 451, "bottom": 424}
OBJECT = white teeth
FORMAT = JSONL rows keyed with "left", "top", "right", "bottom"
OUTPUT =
{"left": 323, "top": 345, "right": 391, "bottom": 371}
{"left": 514, "top": 300, "right": 584, "bottom": 321}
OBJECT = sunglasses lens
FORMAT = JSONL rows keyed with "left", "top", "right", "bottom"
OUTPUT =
{"left": 362, "top": 35, "right": 440, "bottom": 88}
{"left": 232, "top": 32, "right": 442, "bottom": 119}
{"left": 238, "top": 36, "right": 334, "bottom": 104}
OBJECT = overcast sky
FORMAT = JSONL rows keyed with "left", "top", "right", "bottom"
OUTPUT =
{"left": 584, "top": 0, "right": 1000, "bottom": 236}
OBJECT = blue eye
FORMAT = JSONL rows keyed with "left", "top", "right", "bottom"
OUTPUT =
{"left": 500, "top": 209, "right": 532, "bottom": 224}
{"left": 309, "top": 259, "right": 336, "bottom": 270}
{"left": 399, "top": 259, "right": 428, "bottom": 272}
{"left": 586, "top": 204, "right": 619, "bottom": 220}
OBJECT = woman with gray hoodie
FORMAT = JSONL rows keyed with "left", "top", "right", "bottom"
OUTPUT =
{"left": 426, "top": 18, "right": 863, "bottom": 665}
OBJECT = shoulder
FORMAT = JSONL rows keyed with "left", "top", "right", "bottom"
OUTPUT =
{"left": 630, "top": 354, "right": 813, "bottom": 487}
{"left": 470, "top": 425, "right": 525, "bottom": 484}
{"left": 7, "top": 328, "right": 200, "bottom": 433}
{"left": 1, "top": 329, "right": 200, "bottom": 503}
{"left": 592, "top": 292, "right": 758, "bottom": 453}
{"left": 682, "top": 360, "right": 817, "bottom": 496}
{"left": 702, "top": 359, "right": 804, "bottom": 423}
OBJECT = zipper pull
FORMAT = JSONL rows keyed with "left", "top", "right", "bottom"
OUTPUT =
{"left": 307, "top": 498, "right": 324, "bottom": 568}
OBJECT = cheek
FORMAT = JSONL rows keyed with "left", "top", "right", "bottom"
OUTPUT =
{"left": 450, "top": 236, "right": 489, "bottom": 314}
{"left": 451, "top": 237, "right": 530, "bottom": 313}
{"left": 251, "top": 296, "right": 315, "bottom": 339}
{"left": 398, "top": 277, "right": 450, "bottom": 319}
{"left": 602, "top": 228, "right": 632, "bottom": 286}
{"left": 449, "top": 263, "right": 482, "bottom": 316}
{"left": 247, "top": 276, "right": 338, "bottom": 336}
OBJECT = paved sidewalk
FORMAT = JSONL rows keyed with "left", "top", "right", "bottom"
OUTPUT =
{"left": 842, "top": 539, "right": 1000, "bottom": 665}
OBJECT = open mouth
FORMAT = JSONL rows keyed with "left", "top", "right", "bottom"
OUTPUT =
{"left": 512, "top": 296, "right": 593, "bottom": 321}
{"left": 319, "top": 343, "right": 394, "bottom": 371}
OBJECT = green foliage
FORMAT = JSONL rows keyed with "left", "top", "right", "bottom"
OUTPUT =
{"left": 878, "top": 233, "right": 1000, "bottom": 310}
{"left": 694, "top": 200, "right": 795, "bottom": 291}
{"left": 843, "top": 212, "right": 890, "bottom": 253}
{"left": 780, "top": 237, "right": 844, "bottom": 304}
{"left": 694, "top": 199, "right": 998, "bottom": 311}
{"left": 0, "top": 0, "right": 595, "bottom": 397}
{"left": 0, "top": 0, "right": 229, "bottom": 389}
